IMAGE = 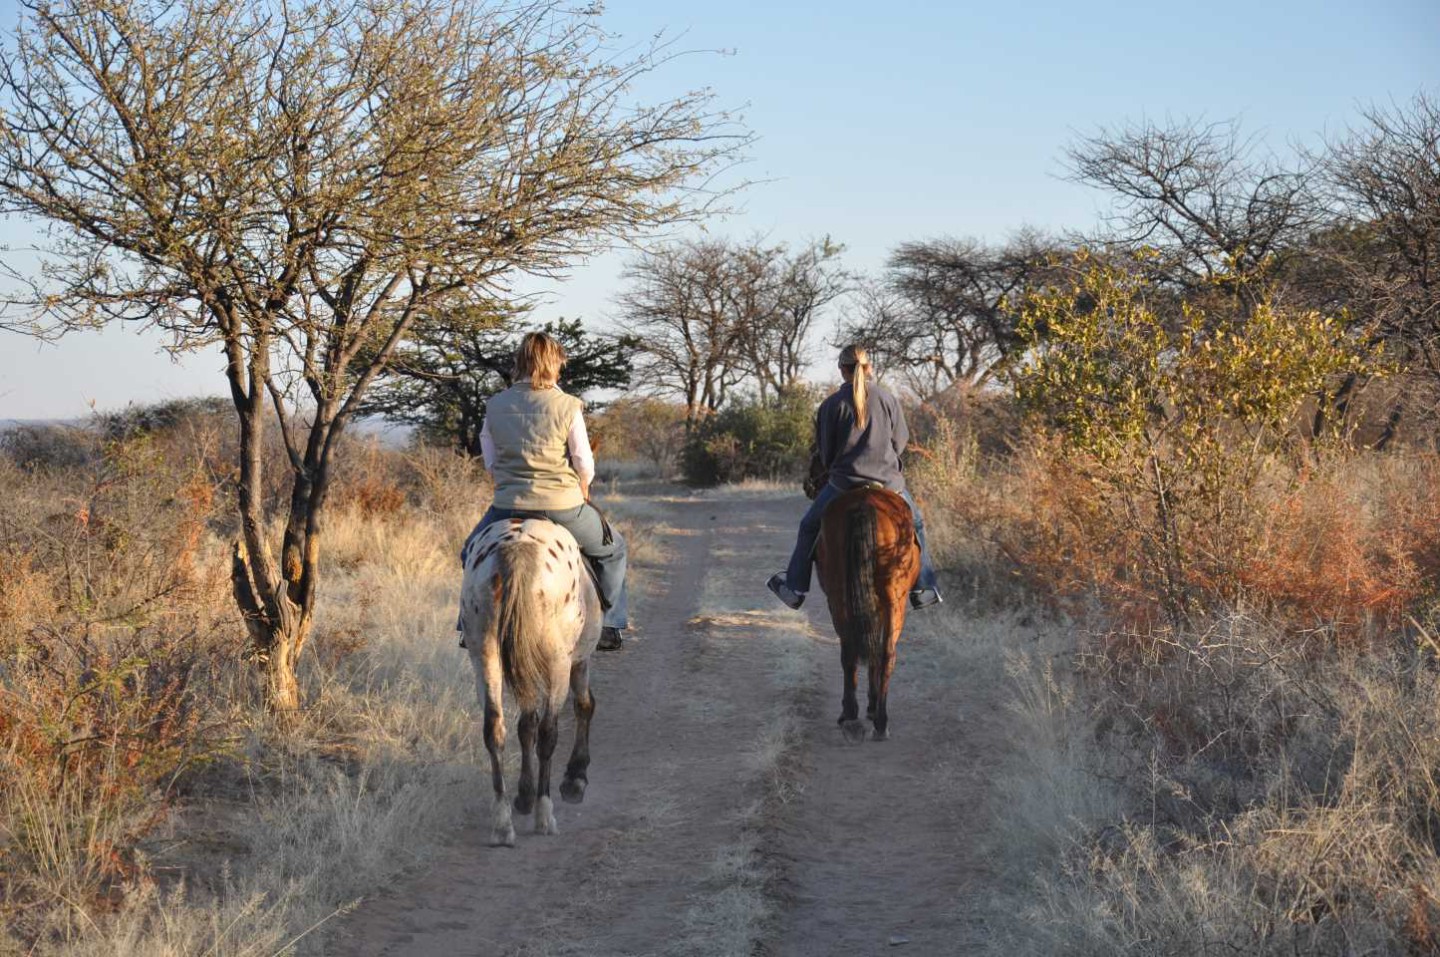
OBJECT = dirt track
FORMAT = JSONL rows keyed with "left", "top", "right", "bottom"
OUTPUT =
{"left": 331, "top": 484, "right": 1004, "bottom": 956}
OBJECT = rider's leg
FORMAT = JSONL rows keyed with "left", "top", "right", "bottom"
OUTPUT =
{"left": 546, "top": 503, "right": 629, "bottom": 632}
{"left": 899, "top": 490, "right": 941, "bottom": 604}
{"left": 782, "top": 483, "right": 840, "bottom": 595}
{"left": 460, "top": 504, "right": 512, "bottom": 567}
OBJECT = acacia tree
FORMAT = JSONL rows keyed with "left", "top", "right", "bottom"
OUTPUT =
{"left": 1315, "top": 94, "right": 1440, "bottom": 441}
{"left": 360, "top": 310, "right": 635, "bottom": 457}
{"left": 1065, "top": 118, "right": 1319, "bottom": 296}
{"left": 0, "top": 0, "right": 744, "bottom": 712}
{"left": 617, "top": 236, "right": 844, "bottom": 419}
{"left": 730, "top": 237, "right": 847, "bottom": 399}
{"left": 841, "top": 230, "right": 1060, "bottom": 395}
{"left": 615, "top": 238, "right": 748, "bottom": 427}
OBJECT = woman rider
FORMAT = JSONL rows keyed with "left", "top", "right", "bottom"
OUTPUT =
{"left": 462, "top": 331, "right": 629, "bottom": 650}
{"left": 766, "top": 344, "right": 941, "bottom": 611}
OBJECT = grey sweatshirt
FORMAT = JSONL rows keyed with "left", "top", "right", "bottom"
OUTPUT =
{"left": 815, "top": 382, "right": 908, "bottom": 493}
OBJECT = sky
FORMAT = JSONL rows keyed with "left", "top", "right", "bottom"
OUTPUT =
{"left": 0, "top": 0, "right": 1436, "bottom": 419}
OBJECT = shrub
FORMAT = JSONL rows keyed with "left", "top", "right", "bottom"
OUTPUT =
{"left": 1011, "top": 252, "right": 1384, "bottom": 627}
{"left": 589, "top": 396, "right": 689, "bottom": 476}
{"left": 0, "top": 430, "right": 236, "bottom": 941}
{"left": 0, "top": 423, "right": 100, "bottom": 471}
{"left": 680, "top": 386, "right": 821, "bottom": 486}
{"left": 95, "top": 397, "right": 231, "bottom": 444}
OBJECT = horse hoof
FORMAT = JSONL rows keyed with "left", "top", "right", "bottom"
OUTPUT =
{"left": 871, "top": 728, "right": 889, "bottom": 742}
{"left": 492, "top": 825, "right": 516, "bottom": 847}
{"left": 841, "top": 719, "right": 867, "bottom": 744}
{"left": 535, "top": 797, "right": 558, "bottom": 835}
{"left": 560, "top": 776, "right": 587, "bottom": 804}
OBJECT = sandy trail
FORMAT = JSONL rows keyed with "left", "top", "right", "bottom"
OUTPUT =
{"left": 331, "top": 484, "right": 1006, "bottom": 956}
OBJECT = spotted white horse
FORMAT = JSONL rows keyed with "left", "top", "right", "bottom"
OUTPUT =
{"left": 459, "top": 517, "right": 602, "bottom": 846}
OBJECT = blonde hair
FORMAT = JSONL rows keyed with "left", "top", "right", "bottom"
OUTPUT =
{"left": 513, "top": 331, "right": 566, "bottom": 389}
{"left": 839, "top": 344, "right": 872, "bottom": 430}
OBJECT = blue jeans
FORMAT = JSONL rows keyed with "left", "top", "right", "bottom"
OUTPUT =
{"left": 783, "top": 484, "right": 938, "bottom": 595}
{"left": 462, "top": 502, "right": 629, "bottom": 631}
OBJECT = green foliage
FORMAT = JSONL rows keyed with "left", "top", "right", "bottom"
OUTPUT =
{"left": 1015, "top": 252, "right": 1374, "bottom": 463}
{"left": 680, "top": 386, "right": 822, "bottom": 486}
{"left": 361, "top": 306, "right": 636, "bottom": 456}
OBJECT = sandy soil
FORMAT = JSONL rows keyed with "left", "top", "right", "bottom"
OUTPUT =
{"left": 330, "top": 484, "right": 1007, "bottom": 956}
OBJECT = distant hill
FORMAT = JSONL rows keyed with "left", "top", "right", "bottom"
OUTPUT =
{"left": 2, "top": 415, "right": 413, "bottom": 447}
{"left": 0, "top": 418, "right": 79, "bottom": 431}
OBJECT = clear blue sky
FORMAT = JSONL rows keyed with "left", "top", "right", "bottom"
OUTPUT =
{"left": 1, "top": 0, "right": 1435, "bottom": 418}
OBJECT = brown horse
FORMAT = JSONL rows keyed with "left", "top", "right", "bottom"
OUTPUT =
{"left": 815, "top": 487, "right": 921, "bottom": 742}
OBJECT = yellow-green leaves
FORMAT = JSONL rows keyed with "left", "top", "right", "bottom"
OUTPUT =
{"left": 1014, "top": 253, "right": 1376, "bottom": 465}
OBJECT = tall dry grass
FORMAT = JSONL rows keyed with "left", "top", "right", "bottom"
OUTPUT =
{"left": 910, "top": 391, "right": 1440, "bottom": 955}
{"left": 0, "top": 419, "right": 520, "bottom": 954}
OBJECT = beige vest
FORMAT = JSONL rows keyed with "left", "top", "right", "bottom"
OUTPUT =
{"left": 486, "top": 384, "right": 586, "bottom": 510}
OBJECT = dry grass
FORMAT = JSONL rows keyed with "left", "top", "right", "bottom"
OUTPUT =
{"left": 997, "top": 616, "right": 1440, "bottom": 956}
{"left": 9, "top": 396, "right": 1440, "bottom": 957}
{"left": 908, "top": 398, "right": 1440, "bottom": 955}
{"left": 0, "top": 426, "right": 502, "bottom": 955}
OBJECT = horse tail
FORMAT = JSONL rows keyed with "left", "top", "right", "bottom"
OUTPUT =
{"left": 495, "top": 539, "right": 554, "bottom": 713}
{"left": 843, "top": 503, "right": 885, "bottom": 664}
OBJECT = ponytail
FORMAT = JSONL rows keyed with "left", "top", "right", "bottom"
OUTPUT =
{"left": 839, "top": 344, "right": 872, "bottom": 430}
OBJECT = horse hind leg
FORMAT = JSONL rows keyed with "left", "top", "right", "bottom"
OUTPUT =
{"left": 513, "top": 710, "right": 538, "bottom": 816}
{"left": 475, "top": 647, "right": 515, "bottom": 847}
{"left": 534, "top": 699, "right": 562, "bottom": 834}
{"left": 838, "top": 639, "right": 866, "bottom": 744}
{"left": 871, "top": 601, "right": 906, "bottom": 741}
{"left": 866, "top": 654, "right": 880, "bottom": 722}
{"left": 871, "top": 652, "right": 898, "bottom": 741}
{"left": 560, "top": 660, "right": 594, "bottom": 804}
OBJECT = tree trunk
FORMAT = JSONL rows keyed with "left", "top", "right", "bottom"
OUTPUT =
{"left": 263, "top": 625, "right": 304, "bottom": 714}
{"left": 231, "top": 538, "right": 310, "bottom": 720}
{"left": 1311, "top": 372, "right": 1358, "bottom": 439}
{"left": 1373, "top": 399, "right": 1404, "bottom": 451}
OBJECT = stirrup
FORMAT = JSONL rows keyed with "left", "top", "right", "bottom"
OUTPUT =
{"left": 910, "top": 587, "right": 943, "bottom": 610}
{"left": 766, "top": 573, "right": 805, "bottom": 610}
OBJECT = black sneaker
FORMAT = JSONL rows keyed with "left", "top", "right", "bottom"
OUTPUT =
{"left": 766, "top": 573, "right": 805, "bottom": 610}
{"left": 597, "top": 627, "right": 624, "bottom": 651}
{"left": 910, "top": 587, "right": 943, "bottom": 610}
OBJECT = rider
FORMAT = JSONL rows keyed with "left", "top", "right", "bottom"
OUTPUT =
{"left": 464, "top": 331, "right": 629, "bottom": 650}
{"left": 766, "top": 344, "right": 941, "bottom": 611}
